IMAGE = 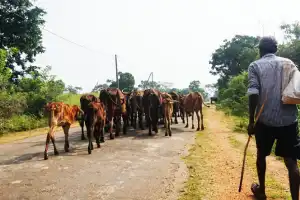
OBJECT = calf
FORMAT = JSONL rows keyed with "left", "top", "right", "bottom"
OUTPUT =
{"left": 86, "top": 101, "right": 106, "bottom": 154}
{"left": 162, "top": 93, "right": 174, "bottom": 136}
{"left": 44, "top": 102, "right": 83, "bottom": 160}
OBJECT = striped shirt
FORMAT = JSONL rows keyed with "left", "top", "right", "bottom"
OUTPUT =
{"left": 247, "top": 53, "right": 298, "bottom": 127}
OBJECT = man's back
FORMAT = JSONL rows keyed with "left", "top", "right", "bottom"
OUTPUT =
{"left": 248, "top": 53, "right": 298, "bottom": 127}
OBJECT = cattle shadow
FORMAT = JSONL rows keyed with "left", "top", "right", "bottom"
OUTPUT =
{"left": 0, "top": 118, "right": 194, "bottom": 165}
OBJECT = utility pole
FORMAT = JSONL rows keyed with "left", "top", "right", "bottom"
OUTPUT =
{"left": 115, "top": 54, "right": 119, "bottom": 88}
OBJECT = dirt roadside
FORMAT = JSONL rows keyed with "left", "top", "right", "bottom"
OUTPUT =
{"left": 179, "top": 107, "right": 292, "bottom": 200}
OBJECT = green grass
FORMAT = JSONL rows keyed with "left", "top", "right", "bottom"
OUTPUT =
{"left": 58, "top": 92, "right": 99, "bottom": 106}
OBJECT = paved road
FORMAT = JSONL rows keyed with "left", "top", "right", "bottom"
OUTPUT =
{"left": 0, "top": 122, "right": 195, "bottom": 200}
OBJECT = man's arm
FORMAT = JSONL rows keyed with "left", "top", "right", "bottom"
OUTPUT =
{"left": 247, "top": 64, "right": 260, "bottom": 124}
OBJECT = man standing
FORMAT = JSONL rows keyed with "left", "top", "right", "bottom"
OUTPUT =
{"left": 247, "top": 36, "right": 300, "bottom": 200}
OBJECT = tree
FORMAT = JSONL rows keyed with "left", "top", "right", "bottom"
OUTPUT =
{"left": 188, "top": 80, "right": 201, "bottom": 92}
{"left": 0, "top": 0, "right": 46, "bottom": 81}
{"left": 91, "top": 83, "right": 109, "bottom": 92}
{"left": 65, "top": 85, "right": 82, "bottom": 94}
{"left": 138, "top": 80, "right": 161, "bottom": 90}
{"left": 280, "top": 21, "right": 300, "bottom": 41}
{"left": 278, "top": 22, "right": 300, "bottom": 68}
{"left": 209, "top": 35, "right": 259, "bottom": 89}
{"left": 107, "top": 71, "right": 135, "bottom": 91}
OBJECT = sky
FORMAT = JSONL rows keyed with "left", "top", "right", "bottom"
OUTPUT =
{"left": 34, "top": 0, "right": 300, "bottom": 92}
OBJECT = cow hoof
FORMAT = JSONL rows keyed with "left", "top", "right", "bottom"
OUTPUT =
{"left": 110, "top": 134, "right": 115, "bottom": 140}
{"left": 196, "top": 128, "right": 200, "bottom": 131}
{"left": 201, "top": 127, "right": 205, "bottom": 130}
{"left": 185, "top": 125, "right": 188, "bottom": 128}
{"left": 165, "top": 133, "right": 168, "bottom": 136}
{"left": 54, "top": 151, "right": 59, "bottom": 156}
{"left": 88, "top": 148, "right": 91, "bottom": 154}
{"left": 81, "top": 136, "right": 86, "bottom": 140}
{"left": 192, "top": 126, "right": 195, "bottom": 129}
{"left": 97, "top": 143, "right": 100, "bottom": 148}
{"left": 44, "top": 153, "right": 48, "bottom": 160}
{"left": 169, "top": 132, "right": 172, "bottom": 137}
{"left": 115, "top": 133, "right": 120, "bottom": 137}
{"left": 100, "top": 137, "right": 105, "bottom": 143}
{"left": 148, "top": 132, "right": 152, "bottom": 136}
{"left": 64, "top": 147, "right": 69, "bottom": 152}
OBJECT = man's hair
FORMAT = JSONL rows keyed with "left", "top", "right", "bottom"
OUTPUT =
{"left": 258, "top": 36, "right": 278, "bottom": 54}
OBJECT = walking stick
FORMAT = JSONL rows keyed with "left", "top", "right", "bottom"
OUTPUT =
{"left": 238, "top": 95, "right": 266, "bottom": 193}
{"left": 238, "top": 135, "right": 251, "bottom": 192}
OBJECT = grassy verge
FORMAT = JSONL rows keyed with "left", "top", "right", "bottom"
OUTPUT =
{"left": 179, "top": 131, "right": 208, "bottom": 200}
{"left": 228, "top": 135, "right": 290, "bottom": 199}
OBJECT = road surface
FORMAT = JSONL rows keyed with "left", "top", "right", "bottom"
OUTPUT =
{"left": 0, "top": 122, "right": 195, "bottom": 200}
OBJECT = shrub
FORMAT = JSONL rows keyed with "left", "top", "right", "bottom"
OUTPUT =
{"left": 0, "top": 115, "right": 47, "bottom": 135}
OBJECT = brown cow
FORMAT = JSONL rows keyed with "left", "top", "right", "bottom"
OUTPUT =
{"left": 129, "top": 90, "right": 144, "bottom": 130}
{"left": 87, "top": 101, "right": 106, "bottom": 154}
{"left": 79, "top": 94, "right": 99, "bottom": 140}
{"left": 183, "top": 92, "right": 209, "bottom": 131}
{"left": 44, "top": 102, "right": 83, "bottom": 160}
{"left": 100, "top": 88, "right": 128, "bottom": 139}
{"left": 143, "top": 88, "right": 163, "bottom": 135}
{"left": 162, "top": 93, "right": 174, "bottom": 136}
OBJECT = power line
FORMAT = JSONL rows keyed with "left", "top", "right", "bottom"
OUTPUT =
{"left": 10, "top": 11, "right": 113, "bottom": 57}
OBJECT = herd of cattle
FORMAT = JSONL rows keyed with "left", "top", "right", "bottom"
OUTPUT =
{"left": 43, "top": 88, "right": 210, "bottom": 160}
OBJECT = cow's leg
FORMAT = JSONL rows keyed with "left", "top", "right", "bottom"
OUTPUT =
{"left": 115, "top": 116, "right": 121, "bottom": 137}
{"left": 164, "top": 114, "right": 168, "bottom": 136}
{"left": 100, "top": 121, "right": 105, "bottom": 143}
{"left": 80, "top": 120, "right": 86, "bottom": 140}
{"left": 196, "top": 111, "right": 200, "bottom": 131}
{"left": 63, "top": 124, "right": 70, "bottom": 152}
{"left": 130, "top": 111, "right": 134, "bottom": 128}
{"left": 87, "top": 124, "right": 93, "bottom": 154}
{"left": 191, "top": 112, "right": 195, "bottom": 129}
{"left": 133, "top": 112, "right": 137, "bottom": 129}
{"left": 184, "top": 112, "right": 189, "bottom": 128}
{"left": 200, "top": 106, "right": 204, "bottom": 130}
{"left": 122, "top": 114, "right": 127, "bottom": 135}
{"left": 174, "top": 108, "right": 178, "bottom": 124}
{"left": 138, "top": 110, "right": 144, "bottom": 130}
{"left": 168, "top": 117, "right": 172, "bottom": 136}
{"left": 44, "top": 128, "right": 52, "bottom": 160}
{"left": 94, "top": 124, "right": 101, "bottom": 148}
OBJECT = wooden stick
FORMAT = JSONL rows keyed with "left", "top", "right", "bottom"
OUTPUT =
{"left": 238, "top": 135, "right": 251, "bottom": 192}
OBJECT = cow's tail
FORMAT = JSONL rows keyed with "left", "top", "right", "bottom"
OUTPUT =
{"left": 199, "top": 94, "right": 210, "bottom": 108}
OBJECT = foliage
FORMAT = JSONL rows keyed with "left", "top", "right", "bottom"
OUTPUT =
{"left": 0, "top": 0, "right": 46, "bottom": 81}
{"left": 209, "top": 35, "right": 259, "bottom": 90}
{"left": 188, "top": 80, "right": 208, "bottom": 99}
{"left": 91, "top": 83, "right": 109, "bottom": 92}
{"left": 106, "top": 71, "right": 135, "bottom": 91}
{"left": 65, "top": 85, "right": 82, "bottom": 94}
{"left": 0, "top": 48, "right": 68, "bottom": 134}
{"left": 211, "top": 21, "right": 300, "bottom": 132}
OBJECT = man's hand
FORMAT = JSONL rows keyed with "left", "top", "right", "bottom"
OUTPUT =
{"left": 247, "top": 122, "right": 255, "bottom": 136}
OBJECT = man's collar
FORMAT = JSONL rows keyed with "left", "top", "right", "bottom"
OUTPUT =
{"left": 262, "top": 53, "right": 275, "bottom": 58}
